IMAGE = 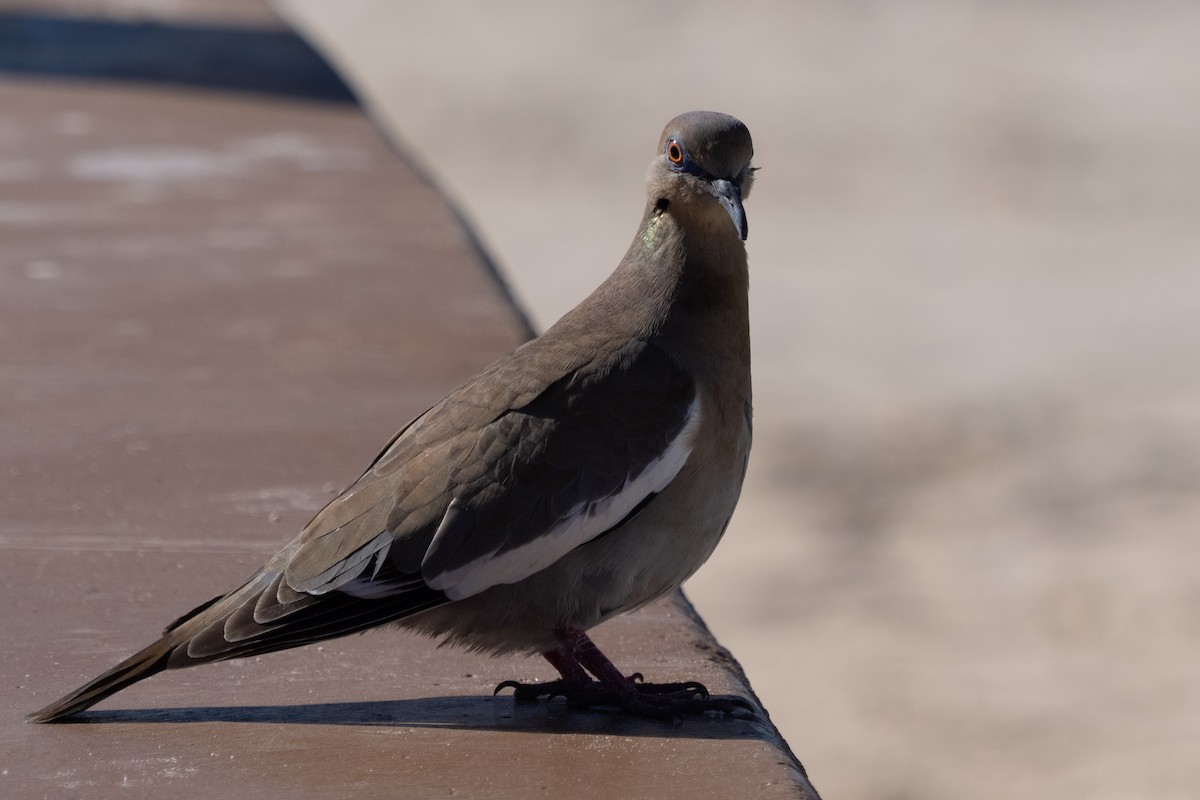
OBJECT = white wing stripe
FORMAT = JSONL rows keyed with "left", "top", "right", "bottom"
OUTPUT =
{"left": 426, "top": 398, "right": 702, "bottom": 601}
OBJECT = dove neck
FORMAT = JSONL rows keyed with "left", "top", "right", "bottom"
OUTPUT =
{"left": 580, "top": 203, "right": 751, "bottom": 388}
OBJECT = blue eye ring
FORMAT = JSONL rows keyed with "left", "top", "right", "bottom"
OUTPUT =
{"left": 666, "top": 139, "right": 684, "bottom": 165}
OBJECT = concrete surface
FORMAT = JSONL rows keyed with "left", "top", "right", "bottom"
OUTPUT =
{"left": 273, "top": 2, "right": 1200, "bottom": 798}
{"left": 0, "top": 7, "right": 817, "bottom": 799}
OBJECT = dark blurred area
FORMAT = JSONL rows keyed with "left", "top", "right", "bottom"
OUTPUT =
{"left": 0, "top": 12, "right": 353, "bottom": 100}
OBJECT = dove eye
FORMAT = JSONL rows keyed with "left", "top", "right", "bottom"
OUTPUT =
{"left": 666, "top": 140, "right": 684, "bottom": 164}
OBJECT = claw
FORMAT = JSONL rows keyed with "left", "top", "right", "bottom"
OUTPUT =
{"left": 493, "top": 674, "right": 753, "bottom": 719}
{"left": 507, "top": 631, "right": 756, "bottom": 720}
{"left": 494, "top": 678, "right": 570, "bottom": 702}
{"left": 635, "top": 680, "right": 710, "bottom": 698}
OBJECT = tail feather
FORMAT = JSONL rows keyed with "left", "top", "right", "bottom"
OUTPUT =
{"left": 26, "top": 639, "right": 176, "bottom": 723}
{"left": 163, "top": 592, "right": 223, "bottom": 635}
{"left": 27, "top": 565, "right": 448, "bottom": 723}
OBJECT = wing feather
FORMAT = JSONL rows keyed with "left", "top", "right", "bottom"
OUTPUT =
{"left": 252, "top": 336, "right": 697, "bottom": 638}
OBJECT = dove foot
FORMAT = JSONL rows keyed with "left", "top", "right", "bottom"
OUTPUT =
{"left": 494, "top": 627, "right": 755, "bottom": 720}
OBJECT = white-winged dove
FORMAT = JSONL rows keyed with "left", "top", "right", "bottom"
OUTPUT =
{"left": 29, "top": 111, "right": 756, "bottom": 722}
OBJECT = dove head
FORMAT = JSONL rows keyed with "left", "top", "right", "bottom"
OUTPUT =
{"left": 647, "top": 111, "right": 755, "bottom": 241}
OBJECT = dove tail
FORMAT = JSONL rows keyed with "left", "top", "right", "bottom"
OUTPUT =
{"left": 26, "top": 637, "right": 177, "bottom": 723}
{"left": 26, "top": 578, "right": 259, "bottom": 724}
{"left": 27, "top": 565, "right": 448, "bottom": 723}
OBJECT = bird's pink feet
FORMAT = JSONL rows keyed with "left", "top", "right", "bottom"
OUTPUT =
{"left": 494, "top": 628, "right": 754, "bottom": 720}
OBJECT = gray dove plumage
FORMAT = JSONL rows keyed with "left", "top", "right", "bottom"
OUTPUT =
{"left": 29, "top": 110, "right": 756, "bottom": 722}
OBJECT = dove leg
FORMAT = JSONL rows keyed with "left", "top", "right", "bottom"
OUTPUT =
{"left": 543, "top": 643, "right": 591, "bottom": 685}
{"left": 495, "top": 627, "right": 754, "bottom": 719}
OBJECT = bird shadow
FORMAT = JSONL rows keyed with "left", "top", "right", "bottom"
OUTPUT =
{"left": 51, "top": 693, "right": 765, "bottom": 740}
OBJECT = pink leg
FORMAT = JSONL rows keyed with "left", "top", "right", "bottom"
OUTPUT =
{"left": 542, "top": 643, "right": 590, "bottom": 685}
{"left": 495, "top": 626, "right": 754, "bottom": 720}
{"left": 555, "top": 627, "right": 642, "bottom": 690}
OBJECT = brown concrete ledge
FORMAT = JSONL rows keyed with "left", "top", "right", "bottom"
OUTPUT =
{"left": 0, "top": 4, "right": 819, "bottom": 798}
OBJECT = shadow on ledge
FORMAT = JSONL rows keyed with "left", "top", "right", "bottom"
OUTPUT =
{"left": 48, "top": 693, "right": 766, "bottom": 740}
{"left": 0, "top": 13, "right": 356, "bottom": 102}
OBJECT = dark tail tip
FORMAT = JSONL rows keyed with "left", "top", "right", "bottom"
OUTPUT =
{"left": 26, "top": 641, "right": 174, "bottom": 723}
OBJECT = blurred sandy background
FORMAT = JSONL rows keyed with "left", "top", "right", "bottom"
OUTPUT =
{"left": 273, "top": 3, "right": 1200, "bottom": 797}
